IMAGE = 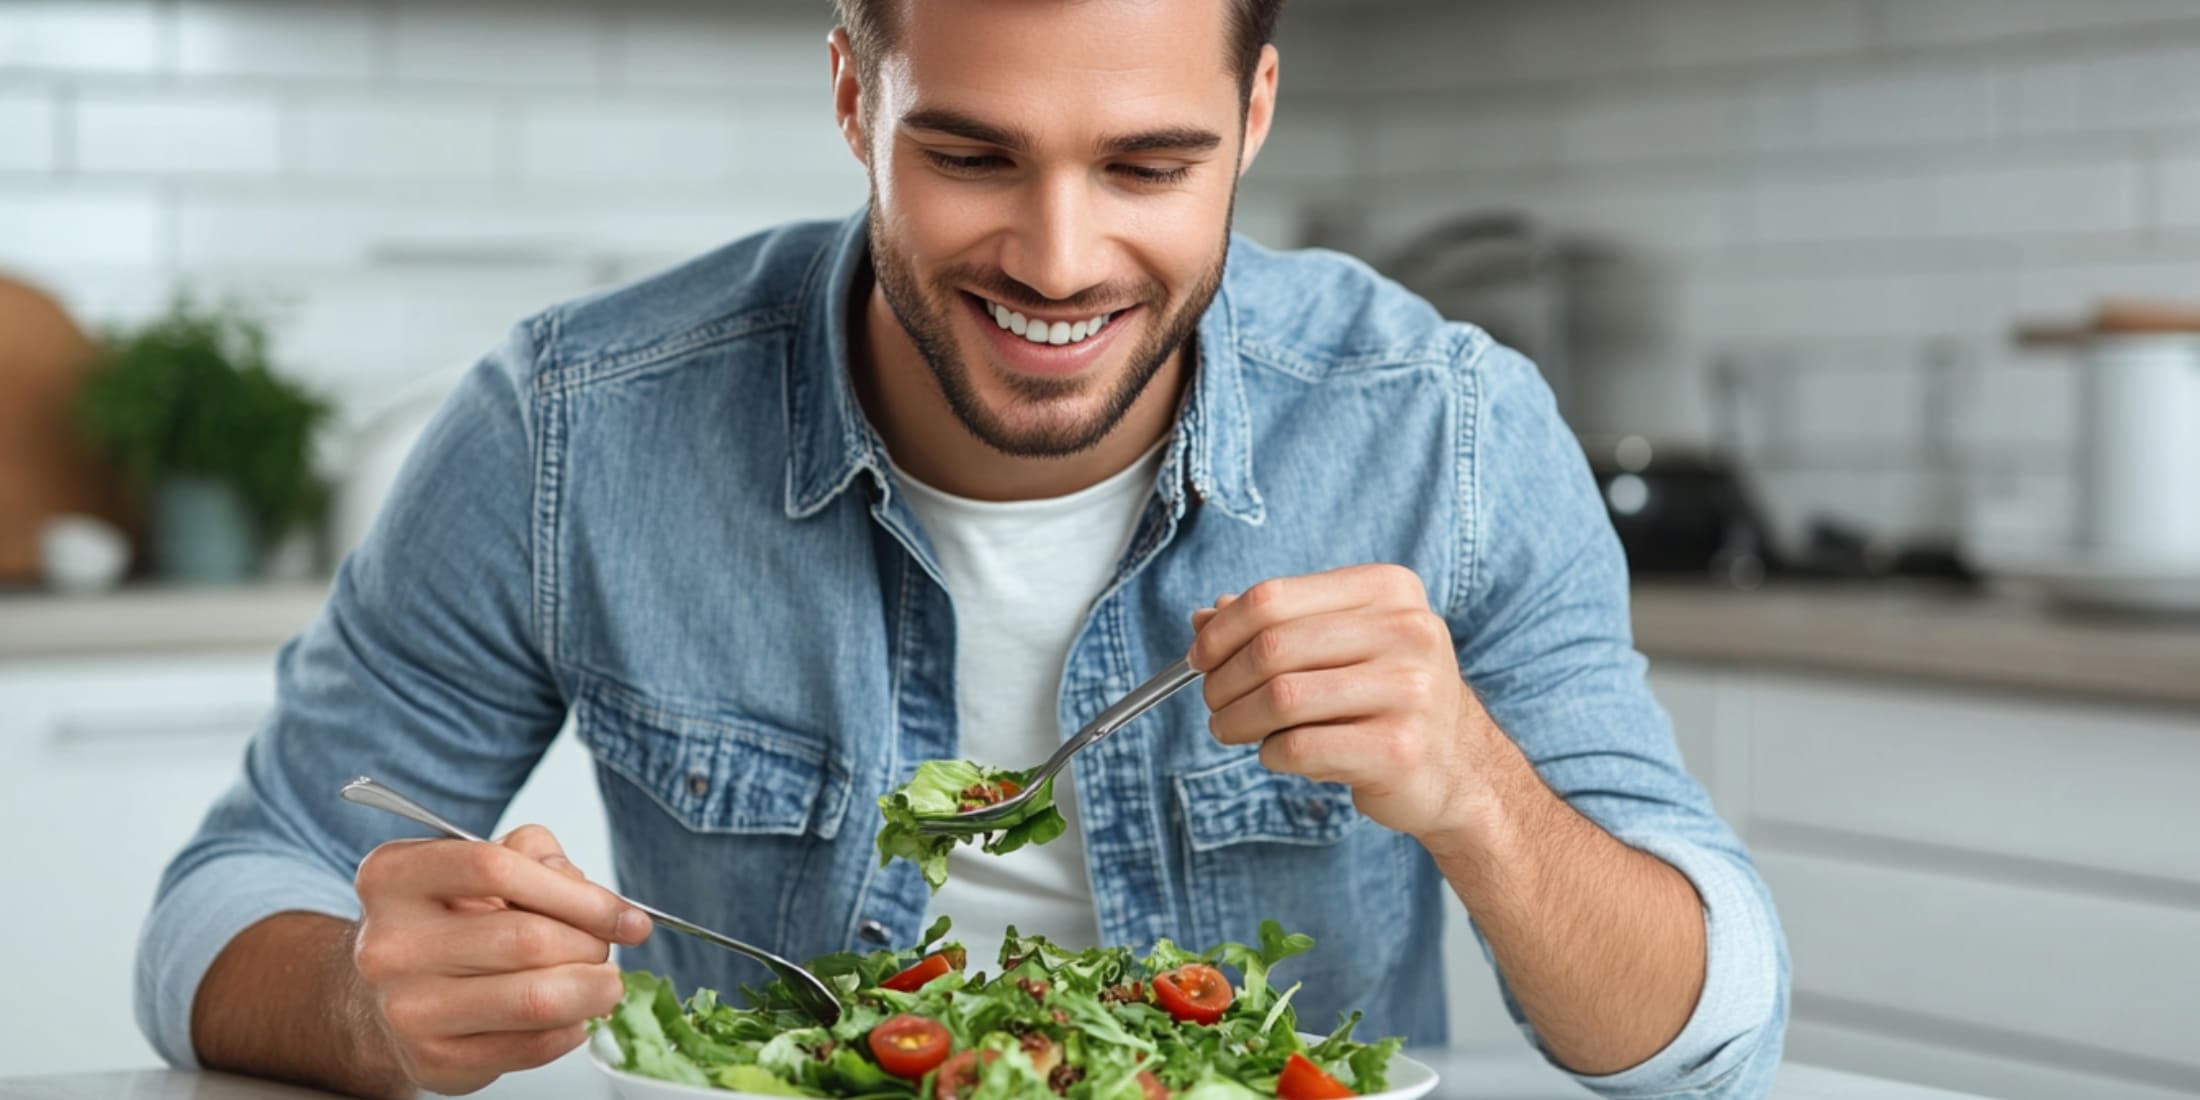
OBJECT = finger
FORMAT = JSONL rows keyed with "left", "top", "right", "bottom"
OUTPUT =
{"left": 361, "top": 839, "right": 649, "bottom": 946}
{"left": 1200, "top": 608, "right": 1409, "bottom": 715}
{"left": 1187, "top": 566, "right": 1412, "bottom": 674}
{"left": 419, "top": 909, "right": 613, "bottom": 976}
{"left": 408, "top": 1024, "right": 590, "bottom": 1091}
{"left": 500, "top": 823, "right": 588, "bottom": 881}
{"left": 1208, "top": 666, "right": 1399, "bottom": 746}
{"left": 388, "top": 961, "right": 626, "bottom": 1037}
{"left": 1256, "top": 723, "right": 1385, "bottom": 786}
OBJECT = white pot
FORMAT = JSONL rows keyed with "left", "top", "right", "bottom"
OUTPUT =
{"left": 2078, "top": 334, "right": 2200, "bottom": 563}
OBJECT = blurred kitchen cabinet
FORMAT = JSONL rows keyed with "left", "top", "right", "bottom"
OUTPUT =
{"left": 1648, "top": 659, "right": 2200, "bottom": 1100}
{"left": 0, "top": 651, "right": 608, "bottom": 1077}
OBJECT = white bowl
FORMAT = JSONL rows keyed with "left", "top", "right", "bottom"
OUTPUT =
{"left": 589, "top": 1027, "right": 1439, "bottom": 1100}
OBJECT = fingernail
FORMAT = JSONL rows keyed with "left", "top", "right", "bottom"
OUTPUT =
{"left": 544, "top": 855, "right": 573, "bottom": 873}
{"left": 617, "top": 908, "right": 650, "bottom": 943}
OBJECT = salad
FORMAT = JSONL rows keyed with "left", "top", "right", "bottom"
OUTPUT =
{"left": 598, "top": 918, "right": 1402, "bottom": 1099}
{"left": 875, "top": 759, "right": 1069, "bottom": 892}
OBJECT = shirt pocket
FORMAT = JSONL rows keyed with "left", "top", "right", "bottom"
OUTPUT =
{"left": 1172, "top": 752, "right": 1413, "bottom": 1014}
{"left": 574, "top": 676, "right": 851, "bottom": 840}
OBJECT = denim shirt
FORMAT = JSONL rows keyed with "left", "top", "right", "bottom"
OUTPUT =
{"left": 138, "top": 207, "right": 1788, "bottom": 1098}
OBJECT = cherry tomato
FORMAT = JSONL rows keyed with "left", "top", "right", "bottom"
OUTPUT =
{"left": 1151, "top": 964, "right": 1234, "bottom": 1025}
{"left": 1137, "top": 1068, "right": 1171, "bottom": 1100}
{"left": 932, "top": 1049, "right": 997, "bottom": 1100}
{"left": 1276, "top": 1052, "right": 1356, "bottom": 1100}
{"left": 881, "top": 953, "right": 954, "bottom": 993}
{"left": 867, "top": 1015, "right": 951, "bottom": 1079}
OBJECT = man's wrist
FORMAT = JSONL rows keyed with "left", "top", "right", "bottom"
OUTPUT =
{"left": 1415, "top": 719, "right": 1559, "bottom": 899}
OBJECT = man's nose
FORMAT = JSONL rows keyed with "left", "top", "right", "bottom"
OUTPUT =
{"left": 1001, "top": 171, "right": 1108, "bottom": 304}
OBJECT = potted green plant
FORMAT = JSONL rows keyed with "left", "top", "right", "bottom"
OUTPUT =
{"left": 72, "top": 295, "right": 331, "bottom": 582}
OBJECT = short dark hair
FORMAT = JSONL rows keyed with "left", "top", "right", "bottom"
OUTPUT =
{"left": 832, "top": 0, "right": 1284, "bottom": 102}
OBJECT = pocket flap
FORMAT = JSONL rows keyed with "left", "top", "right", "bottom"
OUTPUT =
{"left": 1175, "top": 752, "right": 1361, "bottom": 853}
{"left": 576, "top": 679, "right": 849, "bottom": 839}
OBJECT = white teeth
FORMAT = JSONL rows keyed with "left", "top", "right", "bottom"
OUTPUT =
{"left": 985, "top": 299, "right": 1113, "bottom": 346}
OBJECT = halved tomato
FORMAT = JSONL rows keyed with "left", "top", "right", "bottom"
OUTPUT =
{"left": 1151, "top": 964, "right": 1234, "bottom": 1025}
{"left": 881, "top": 953, "right": 954, "bottom": 993}
{"left": 932, "top": 1049, "right": 997, "bottom": 1100}
{"left": 1276, "top": 1052, "right": 1356, "bottom": 1100}
{"left": 1136, "top": 1068, "right": 1170, "bottom": 1100}
{"left": 867, "top": 1014, "right": 951, "bottom": 1079}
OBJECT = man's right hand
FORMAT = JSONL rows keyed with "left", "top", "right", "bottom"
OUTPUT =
{"left": 351, "top": 825, "right": 653, "bottom": 1095}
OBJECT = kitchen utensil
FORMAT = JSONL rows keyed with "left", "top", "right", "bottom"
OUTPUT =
{"left": 338, "top": 776, "right": 841, "bottom": 1026}
{"left": 0, "top": 276, "right": 135, "bottom": 581}
{"left": 915, "top": 657, "right": 1202, "bottom": 833}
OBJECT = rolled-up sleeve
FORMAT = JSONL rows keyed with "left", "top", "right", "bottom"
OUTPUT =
{"left": 134, "top": 321, "right": 571, "bottom": 1067}
{"left": 1450, "top": 341, "right": 1788, "bottom": 1098}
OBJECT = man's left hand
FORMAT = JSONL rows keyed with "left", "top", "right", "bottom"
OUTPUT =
{"left": 1186, "top": 563, "right": 1511, "bottom": 850}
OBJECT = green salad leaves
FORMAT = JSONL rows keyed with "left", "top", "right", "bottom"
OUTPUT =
{"left": 875, "top": 759, "right": 1069, "bottom": 892}
{"left": 597, "top": 919, "right": 1402, "bottom": 1099}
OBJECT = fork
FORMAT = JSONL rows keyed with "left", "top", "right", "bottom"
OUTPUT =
{"left": 338, "top": 775, "right": 842, "bottom": 1026}
{"left": 914, "top": 656, "right": 1203, "bottom": 835}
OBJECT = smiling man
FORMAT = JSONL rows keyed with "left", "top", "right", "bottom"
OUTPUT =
{"left": 138, "top": 2, "right": 1786, "bottom": 1098}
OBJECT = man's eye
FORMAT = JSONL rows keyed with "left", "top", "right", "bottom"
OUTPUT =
{"left": 1116, "top": 164, "right": 1192, "bottom": 185}
{"left": 923, "top": 150, "right": 1005, "bottom": 174}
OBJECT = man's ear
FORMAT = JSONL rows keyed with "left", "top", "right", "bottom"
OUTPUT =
{"left": 1237, "top": 44, "right": 1280, "bottom": 176}
{"left": 828, "top": 27, "right": 868, "bottom": 167}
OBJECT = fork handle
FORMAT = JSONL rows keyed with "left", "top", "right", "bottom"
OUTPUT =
{"left": 1086, "top": 656, "right": 1201, "bottom": 744}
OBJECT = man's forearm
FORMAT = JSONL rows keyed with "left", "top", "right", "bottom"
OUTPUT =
{"left": 192, "top": 912, "right": 414, "bottom": 1099}
{"left": 1426, "top": 743, "right": 1707, "bottom": 1076}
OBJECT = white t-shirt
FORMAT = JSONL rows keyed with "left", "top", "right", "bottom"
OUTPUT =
{"left": 891, "top": 445, "right": 1165, "bottom": 975}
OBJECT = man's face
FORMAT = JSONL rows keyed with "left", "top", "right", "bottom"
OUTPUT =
{"left": 846, "top": 0, "right": 1266, "bottom": 458}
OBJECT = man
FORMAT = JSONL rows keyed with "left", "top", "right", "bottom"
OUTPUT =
{"left": 137, "top": 1, "right": 1787, "bottom": 1097}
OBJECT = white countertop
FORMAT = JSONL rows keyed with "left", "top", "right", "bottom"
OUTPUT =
{"left": 9, "top": 577, "right": 2199, "bottom": 707}
{"left": 0, "top": 1043, "right": 2002, "bottom": 1099}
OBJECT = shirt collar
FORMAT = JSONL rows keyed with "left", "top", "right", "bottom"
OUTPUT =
{"left": 783, "top": 205, "right": 1264, "bottom": 525}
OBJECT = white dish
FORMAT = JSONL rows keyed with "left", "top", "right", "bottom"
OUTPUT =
{"left": 1972, "top": 545, "right": 2200, "bottom": 617}
{"left": 589, "top": 1026, "right": 1439, "bottom": 1100}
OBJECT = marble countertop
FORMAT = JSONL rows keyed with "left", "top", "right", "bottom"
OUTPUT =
{"left": 1631, "top": 579, "right": 2200, "bottom": 707}
{"left": 7, "top": 577, "right": 2198, "bottom": 707}
{"left": 0, "top": 1043, "right": 2001, "bottom": 1099}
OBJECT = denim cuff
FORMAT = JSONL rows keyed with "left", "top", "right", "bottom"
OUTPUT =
{"left": 135, "top": 850, "right": 362, "bottom": 1068}
{"left": 1546, "top": 833, "right": 1782, "bottom": 1098}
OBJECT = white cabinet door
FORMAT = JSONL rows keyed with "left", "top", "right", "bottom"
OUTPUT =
{"left": 0, "top": 653, "right": 277, "bottom": 1076}
{"left": 0, "top": 654, "right": 611, "bottom": 1078}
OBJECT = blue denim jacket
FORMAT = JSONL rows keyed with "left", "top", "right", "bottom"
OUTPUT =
{"left": 138, "top": 207, "right": 1787, "bottom": 1097}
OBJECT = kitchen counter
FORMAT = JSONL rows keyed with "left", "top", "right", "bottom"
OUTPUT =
{"left": 0, "top": 580, "right": 328, "bottom": 659}
{"left": 8, "top": 577, "right": 2199, "bottom": 707}
{"left": 0, "top": 1043, "right": 2003, "bottom": 1099}
{"left": 1632, "top": 579, "right": 2200, "bottom": 707}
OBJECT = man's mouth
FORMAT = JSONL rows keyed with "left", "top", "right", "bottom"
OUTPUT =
{"left": 974, "top": 295, "right": 1118, "bottom": 347}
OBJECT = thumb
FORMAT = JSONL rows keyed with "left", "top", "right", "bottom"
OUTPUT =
{"left": 499, "top": 823, "right": 588, "bottom": 882}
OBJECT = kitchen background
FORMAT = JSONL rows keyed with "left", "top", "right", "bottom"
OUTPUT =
{"left": 3, "top": 1, "right": 2198, "bottom": 1098}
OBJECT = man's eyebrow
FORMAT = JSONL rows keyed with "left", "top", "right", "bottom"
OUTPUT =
{"left": 902, "top": 108, "right": 1223, "bottom": 158}
{"left": 901, "top": 108, "right": 1036, "bottom": 152}
{"left": 1101, "top": 127, "right": 1223, "bottom": 156}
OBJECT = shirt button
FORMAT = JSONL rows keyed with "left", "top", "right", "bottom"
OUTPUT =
{"left": 688, "top": 773, "right": 709, "bottom": 797}
{"left": 1305, "top": 798, "right": 1329, "bottom": 821}
{"left": 857, "top": 920, "right": 890, "bottom": 944}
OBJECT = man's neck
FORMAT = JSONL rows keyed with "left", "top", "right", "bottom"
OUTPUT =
{"left": 850, "top": 269, "right": 1188, "bottom": 503}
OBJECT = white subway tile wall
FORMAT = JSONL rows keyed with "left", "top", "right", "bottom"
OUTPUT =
{"left": 7, "top": 0, "right": 2197, "bottom": 558}
{"left": 1319, "top": 0, "right": 2200, "bottom": 555}
{"left": 0, "top": 0, "right": 1331, "bottom": 428}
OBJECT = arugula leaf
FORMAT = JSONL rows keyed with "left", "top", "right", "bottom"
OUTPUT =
{"left": 603, "top": 923, "right": 1400, "bottom": 1098}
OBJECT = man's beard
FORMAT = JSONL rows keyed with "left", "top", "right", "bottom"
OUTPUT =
{"left": 865, "top": 198, "right": 1231, "bottom": 459}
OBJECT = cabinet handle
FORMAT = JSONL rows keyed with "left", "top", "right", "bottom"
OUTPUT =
{"left": 49, "top": 704, "right": 268, "bottom": 748}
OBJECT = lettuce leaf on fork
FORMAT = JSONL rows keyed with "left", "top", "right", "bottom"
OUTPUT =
{"left": 874, "top": 759, "right": 1068, "bottom": 892}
